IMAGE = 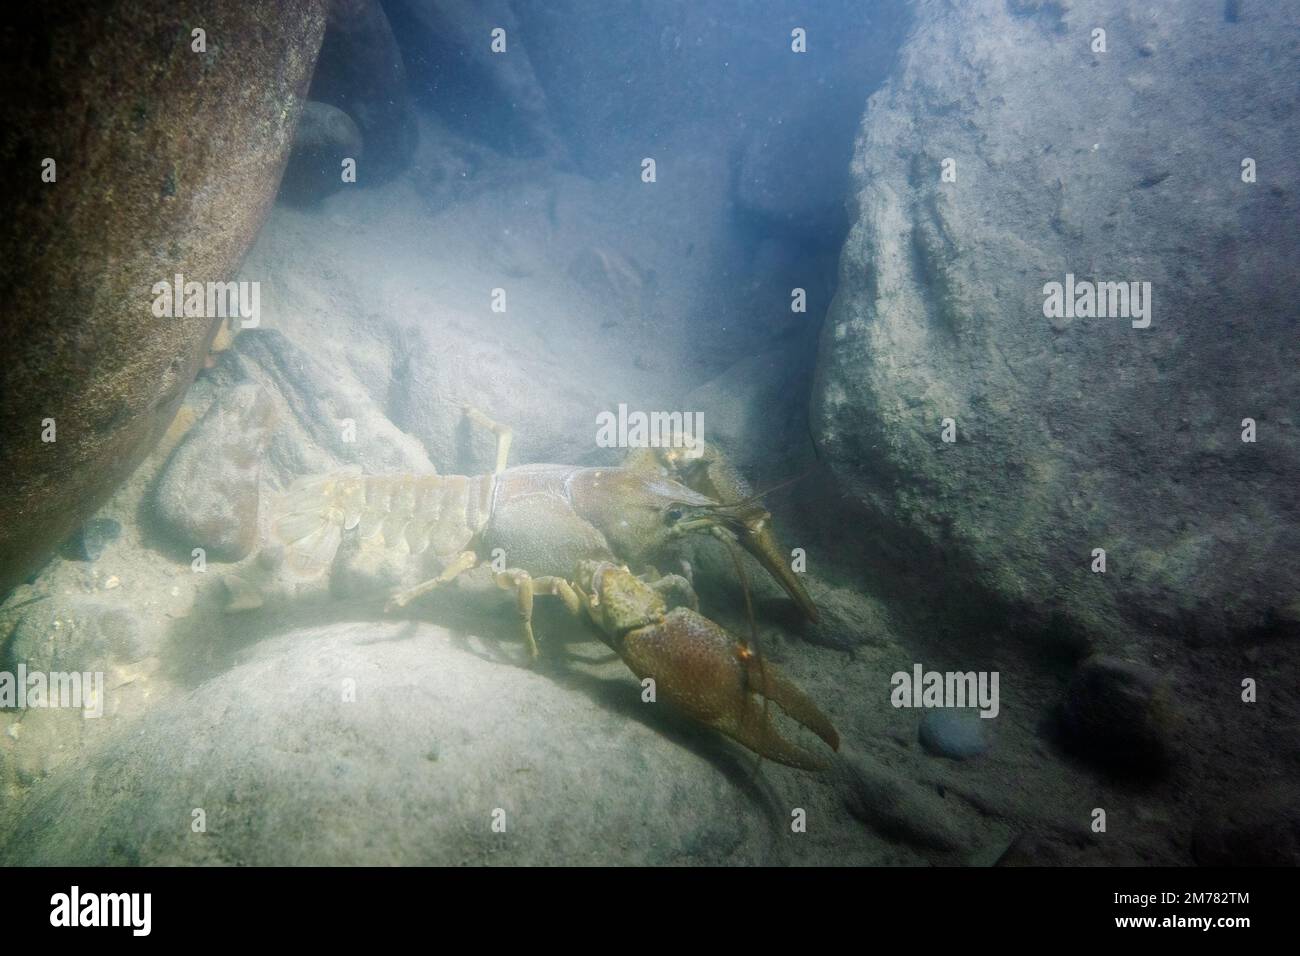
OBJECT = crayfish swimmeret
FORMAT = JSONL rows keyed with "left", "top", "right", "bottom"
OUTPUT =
{"left": 260, "top": 407, "right": 839, "bottom": 770}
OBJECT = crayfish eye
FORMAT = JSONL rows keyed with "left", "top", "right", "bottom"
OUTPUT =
{"left": 665, "top": 507, "right": 685, "bottom": 525}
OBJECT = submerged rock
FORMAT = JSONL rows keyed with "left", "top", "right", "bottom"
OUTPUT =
{"left": 278, "top": 101, "right": 364, "bottom": 206}
{"left": 919, "top": 710, "right": 990, "bottom": 760}
{"left": 0, "top": 0, "right": 329, "bottom": 598}
{"left": 1059, "top": 656, "right": 1175, "bottom": 774}
{"left": 308, "top": 0, "right": 417, "bottom": 184}
{"left": 0, "top": 623, "right": 770, "bottom": 865}
{"left": 2, "top": 600, "right": 147, "bottom": 675}
{"left": 811, "top": 0, "right": 1300, "bottom": 647}
{"left": 153, "top": 384, "right": 277, "bottom": 562}
{"left": 218, "top": 329, "right": 434, "bottom": 484}
{"left": 63, "top": 519, "right": 122, "bottom": 563}
{"left": 834, "top": 754, "right": 965, "bottom": 852}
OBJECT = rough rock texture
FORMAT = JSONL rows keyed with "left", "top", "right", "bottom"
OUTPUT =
{"left": 1, "top": 599, "right": 146, "bottom": 677}
{"left": 1193, "top": 785, "right": 1300, "bottom": 867}
{"left": 278, "top": 101, "right": 365, "bottom": 206}
{"left": 153, "top": 384, "right": 277, "bottom": 561}
{"left": 813, "top": 0, "right": 1300, "bottom": 647}
{"left": 388, "top": 324, "right": 608, "bottom": 474}
{"left": 217, "top": 329, "right": 435, "bottom": 483}
{"left": 0, "top": 623, "right": 772, "bottom": 865}
{"left": 0, "top": 0, "right": 329, "bottom": 598}
{"left": 309, "top": 0, "right": 417, "bottom": 184}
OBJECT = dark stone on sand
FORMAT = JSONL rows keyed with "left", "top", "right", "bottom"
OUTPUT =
{"left": 278, "top": 101, "right": 365, "bottom": 206}
{"left": 1059, "top": 656, "right": 1175, "bottom": 774}
{"left": 64, "top": 519, "right": 122, "bottom": 563}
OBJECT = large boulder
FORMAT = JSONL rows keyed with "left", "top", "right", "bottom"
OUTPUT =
{"left": 0, "top": 0, "right": 329, "bottom": 598}
{"left": 812, "top": 0, "right": 1300, "bottom": 646}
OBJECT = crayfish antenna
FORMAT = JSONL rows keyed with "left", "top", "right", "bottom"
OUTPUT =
{"left": 718, "top": 528, "right": 768, "bottom": 779}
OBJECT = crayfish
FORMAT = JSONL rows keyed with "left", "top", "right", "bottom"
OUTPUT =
{"left": 249, "top": 406, "right": 840, "bottom": 770}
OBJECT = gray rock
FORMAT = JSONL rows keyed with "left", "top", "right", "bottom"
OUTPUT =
{"left": 153, "top": 384, "right": 277, "bottom": 562}
{"left": 2, "top": 601, "right": 147, "bottom": 675}
{"left": 0, "top": 622, "right": 771, "bottom": 865}
{"left": 919, "top": 709, "right": 990, "bottom": 760}
{"left": 308, "top": 0, "right": 417, "bottom": 184}
{"left": 278, "top": 101, "right": 364, "bottom": 206}
{"left": 64, "top": 518, "right": 121, "bottom": 562}
{"left": 833, "top": 754, "right": 965, "bottom": 852}
{"left": 223, "top": 329, "right": 434, "bottom": 485}
{"left": 811, "top": 0, "right": 1300, "bottom": 647}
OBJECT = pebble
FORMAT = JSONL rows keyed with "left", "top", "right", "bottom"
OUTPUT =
{"left": 919, "top": 709, "right": 990, "bottom": 759}
{"left": 66, "top": 518, "right": 121, "bottom": 562}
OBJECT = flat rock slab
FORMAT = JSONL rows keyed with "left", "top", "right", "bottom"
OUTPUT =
{"left": 0, "top": 622, "right": 771, "bottom": 865}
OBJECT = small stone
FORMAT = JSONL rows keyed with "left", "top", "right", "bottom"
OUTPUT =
{"left": 103, "top": 576, "right": 121, "bottom": 590}
{"left": 919, "top": 709, "right": 990, "bottom": 760}
{"left": 65, "top": 518, "right": 121, "bottom": 562}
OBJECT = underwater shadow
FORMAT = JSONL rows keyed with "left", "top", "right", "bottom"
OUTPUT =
{"left": 152, "top": 577, "right": 792, "bottom": 830}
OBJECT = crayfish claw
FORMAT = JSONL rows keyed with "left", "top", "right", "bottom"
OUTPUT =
{"left": 617, "top": 606, "right": 839, "bottom": 771}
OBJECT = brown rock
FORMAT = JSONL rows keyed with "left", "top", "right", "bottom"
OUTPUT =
{"left": 0, "top": 1, "right": 329, "bottom": 596}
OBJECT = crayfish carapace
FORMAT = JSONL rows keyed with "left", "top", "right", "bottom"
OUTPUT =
{"left": 258, "top": 406, "right": 838, "bottom": 770}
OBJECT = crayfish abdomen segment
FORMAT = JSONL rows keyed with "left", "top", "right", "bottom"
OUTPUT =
{"left": 270, "top": 472, "right": 495, "bottom": 580}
